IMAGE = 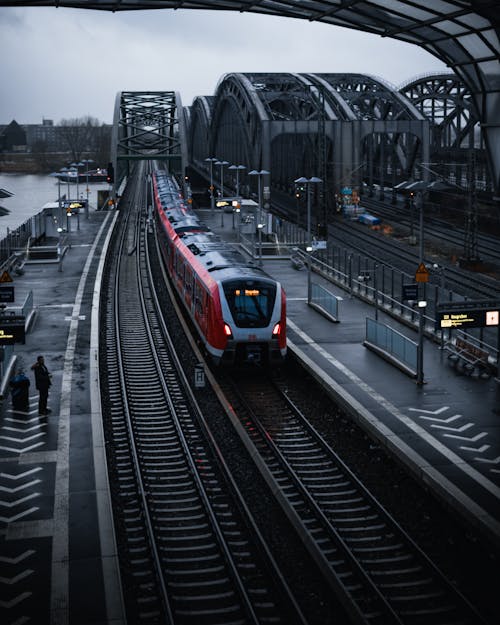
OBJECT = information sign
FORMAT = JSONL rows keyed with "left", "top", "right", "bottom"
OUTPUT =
{"left": 415, "top": 262, "right": 429, "bottom": 283}
{"left": 0, "top": 286, "right": 14, "bottom": 303}
{"left": 437, "top": 301, "right": 500, "bottom": 329}
{"left": 0, "top": 315, "right": 25, "bottom": 345}
{"left": 194, "top": 364, "right": 206, "bottom": 388}
{"left": 402, "top": 284, "right": 418, "bottom": 301}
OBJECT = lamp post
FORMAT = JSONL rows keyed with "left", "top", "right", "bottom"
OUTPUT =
{"left": 229, "top": 164, "right": 246, "bottom": 197}
{"left": 257, "top": 223, "right": 264, "bottom": 266}
{"left": 249, "top": 169, "right": 270, "bottom": 262}
{"left": 204, "top": 157, "right": 217, "bottom": 217}
{"left": 295, "top": 176, "right": 322, "bottom": 303}
{"left": 50, "top": 171, "right": 64, "bottom": 235}
{"left": 70, "top": 162, "right": 84, "bottom": 201}
{"left": 81, "top": 158, "right": 93, "bottom": 219}
{"left": 248, "top": 169, "right": 269, "bottom": 224}
{"left": 215, "top": 160, "right": 229, "bottom": 227}
{"left": 59, "top": 167, "right": 70, "bottom": 199}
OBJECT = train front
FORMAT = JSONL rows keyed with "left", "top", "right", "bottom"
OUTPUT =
{"left": 218, "top": 275, "right": 286, "bottom": 366}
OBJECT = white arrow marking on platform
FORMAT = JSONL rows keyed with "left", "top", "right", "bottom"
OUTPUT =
{"left": 409, "top": 406, "right": 449, "bottom": 415}
{"left": 474, "top": 456, "right": 500, "bottom": 465}
{"left": 460, "top": 444, "right": 490, "bottom": 453}
{"left": 0, "top": 550, "right": 35, "bottom": 564}
{"left": 7, "top": 409, "right": 31, "bottom": 415}
{"left": 0, "top": 569, "right": 34, "bottom": 584}
{"left": 0, "top": 493, "right": 40, "bottom": 508}
{"left": 420, "top": 414, "right": 462, "bottom": 424}
{"left": 444, "top": 432, "right": 488, "bottom": 442}
{"left": 0, "top": 468, "right": 42, "bottom": 480}
{"left": 431, "top": 422, "right": 473, "bottom": 433}
{"left": 0, "top": 442, "right": 45, "bottom": 453}
{"left": 0, "top": 479, "right": 41, "bottom": 493}
{"left": 3, "top": 425, "right": 46, "bottom": 433}
{"left": 0, "top": 433, "right": 45, "bottom": 443}
{"left": 6, "top": 417, "right": 43, "bottom": 424}
{"left": 0, "top": 507, "right": 39, "bottom": 523}
{"left": 0, "top": 592, "right": 32, "bottom": 608}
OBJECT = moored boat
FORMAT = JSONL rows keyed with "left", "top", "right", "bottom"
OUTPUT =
{"left": 54, "top": 168, "right": 108, "bottom": 183}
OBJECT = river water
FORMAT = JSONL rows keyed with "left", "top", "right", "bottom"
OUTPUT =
{"left": 0, "top": 173, "right": 109, "bottom": 240}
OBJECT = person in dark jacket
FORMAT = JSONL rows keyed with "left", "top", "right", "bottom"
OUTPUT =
{"left": 31, "top": 355, "right": 52, "bottom": 415}
{"left": 9, "top": 368, "right": 30, "bottom": 412}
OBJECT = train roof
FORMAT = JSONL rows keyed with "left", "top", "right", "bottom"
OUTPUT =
{"left": 182, "top": 232, "right": 266, "bottom": 279}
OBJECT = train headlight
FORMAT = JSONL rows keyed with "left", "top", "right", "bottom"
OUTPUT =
{"left": 272, "top": 323, "right": 281, "bottom": 337}
{"left": 224, "top": 323, "right": 233, "bottom": 337}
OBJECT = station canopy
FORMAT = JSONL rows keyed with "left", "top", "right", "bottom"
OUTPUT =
{"left": 1, "top": 1, "right": 497, "bottom": 97}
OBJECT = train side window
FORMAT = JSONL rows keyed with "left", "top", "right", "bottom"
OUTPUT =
{"left": 185, "top": 268, "right": 193, "bottom": 295}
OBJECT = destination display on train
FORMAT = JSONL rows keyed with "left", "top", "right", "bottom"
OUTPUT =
{"left": 437, "top": 307, "right": 499, "bottom": 329}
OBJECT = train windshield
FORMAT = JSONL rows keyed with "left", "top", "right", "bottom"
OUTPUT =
{"left": 223, "top": 280, "right": 277, "bottom": 328}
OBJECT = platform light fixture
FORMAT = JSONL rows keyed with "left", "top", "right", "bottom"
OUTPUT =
{"left": 204, "top": 157, "right": 217, "bottom": 216}
{"left": 215, "top": 160, "right": 229, "bottom": 227}
{"left": 81, "top": 158, "right": 93, "bottom": 219}
{"left": 295, "top": 176, "right": 322, "bottom": 303}
{"left": 229, "top": 164, "right": 246, "bottom": 197}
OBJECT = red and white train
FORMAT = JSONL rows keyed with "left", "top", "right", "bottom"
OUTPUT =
{"left": 152, "top": 170, "right": 287, "bottom": 366}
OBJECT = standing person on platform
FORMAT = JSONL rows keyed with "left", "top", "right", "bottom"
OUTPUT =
{"left": 9, "top": 368, "right": 30, "bottom": 412}
{"left": 31, "top": 355, "right": 52, "bottom": 416}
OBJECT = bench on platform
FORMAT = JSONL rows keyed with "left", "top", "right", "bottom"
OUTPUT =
{"left": 444, "top": 337, "right": 490, "bottom": 378}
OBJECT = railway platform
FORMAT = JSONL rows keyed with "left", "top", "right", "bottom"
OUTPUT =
{"left": 0, "top": 208, "right": 123, "bottom": 624}
{"left": 202, "top": 210, "right": 500, "bottom": 550}
{"left": 0, "top": 202, "right": 498, "bottom": 625}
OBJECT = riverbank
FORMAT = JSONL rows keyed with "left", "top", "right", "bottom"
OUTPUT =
{"left": 0, "top": 152, "right": 71, "bottom": 174}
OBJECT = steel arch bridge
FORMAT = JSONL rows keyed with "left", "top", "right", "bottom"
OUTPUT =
{"left": 189, "top": 72, "right": 430, "bottom": 221}
{"left": 399, "top": 73, "right": 492, "bottom": 193}
{"left": 111, "top": 91, "right": 187, "bottom": 189}
{"left": 2, "top": 0, "right": 499, "bottom": 197}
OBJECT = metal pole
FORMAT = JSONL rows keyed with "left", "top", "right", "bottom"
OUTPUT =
{"left": 417, "top": 193, "right": 425, "bottom": 385}
{"left": 307, "top": 182, "right": 312, "bottom": 304}
{"left": 86, "top": 168, "right": 89, "bottom": 218}
{"left": 259, "top": 225, "right": 263, "bottom": 265}
{"left": 220, "top": 163, "right": 224, "bottom": 228}
{"left": 210, "top": 162, "right": 214, "bottom": 216}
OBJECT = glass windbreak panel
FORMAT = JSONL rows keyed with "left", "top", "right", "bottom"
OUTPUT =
{"left": 223, "top": 280, "right": 277, "bottom": 328}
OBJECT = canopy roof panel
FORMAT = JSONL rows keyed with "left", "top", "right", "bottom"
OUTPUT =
{"left": 1, "top": 1, "right": 497, "bottom": 92}
{"left": 3, "top": 0, "right": 498, "bottom": 190}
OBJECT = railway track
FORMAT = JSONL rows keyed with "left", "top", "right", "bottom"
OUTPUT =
{"left": 272, "top": 193, "right": 499, "bottom": 300}
{"left": 99, "top": 169, "right": 305, "bottom": 625}
{"left": 216, "top": 369, "right": 488, "bottom": 625}
{"left": 363, "top": 198, "right": 500, "bottom": 265}
{"left": 96, "top": 169, "right": 497, "bottom": 624}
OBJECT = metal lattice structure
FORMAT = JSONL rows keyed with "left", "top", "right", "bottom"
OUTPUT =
{"left": 400, "top": 73, "right": 491, "bottom": 192}
{"left": 189, "top": 72, "right": 430, "bottom": 222}
{"left": 111, "top": 91, "right": 187, "bottom": 187}
{"left": 2, "top": 0, "right": 499, "bottom": 195}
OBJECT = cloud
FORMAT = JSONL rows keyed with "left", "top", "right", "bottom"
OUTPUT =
{"left": 0, "top": 7, "right": 447, "bottom": 124}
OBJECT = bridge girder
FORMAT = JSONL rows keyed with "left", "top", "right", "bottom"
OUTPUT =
{"left": 190, "top": 72, "right": 430, "bottom": 216}
{"left": 400, "top": 73, "right": 492, "bottom": 192}
{"left": 111, "top": 91, "right": 187, "bottom": 187}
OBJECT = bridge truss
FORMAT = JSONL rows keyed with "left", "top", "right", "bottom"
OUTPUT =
{"left": 111, "top": 91, "right": 187, "bottom": 188}
{"left": 190, "top": 72, "right": 429, "bottom": 225}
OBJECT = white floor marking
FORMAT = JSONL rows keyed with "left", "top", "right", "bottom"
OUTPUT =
{"left": 50, "top": 213, "right": 114, "bottom": 625}
{"left": 287, "top": 318, "right": 500, "bottom": 503}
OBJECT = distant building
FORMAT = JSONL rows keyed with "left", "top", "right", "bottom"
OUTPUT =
{"left": 25, "top": 119, "right": 59, "bottom": 152}
{"left": 0, "top": 120, "right": 27, "bottom": 152}
{"left": 0, "top": 119, "right": 112, "bottom": 154}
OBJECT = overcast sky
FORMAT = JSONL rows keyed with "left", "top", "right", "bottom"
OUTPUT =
{"left": 0, "top": 6, "right": 448, "bottom": 125}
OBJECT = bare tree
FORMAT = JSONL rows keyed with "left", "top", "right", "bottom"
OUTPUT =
{"left": 58, "top": 116, "right": 110, "bottom": 165}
